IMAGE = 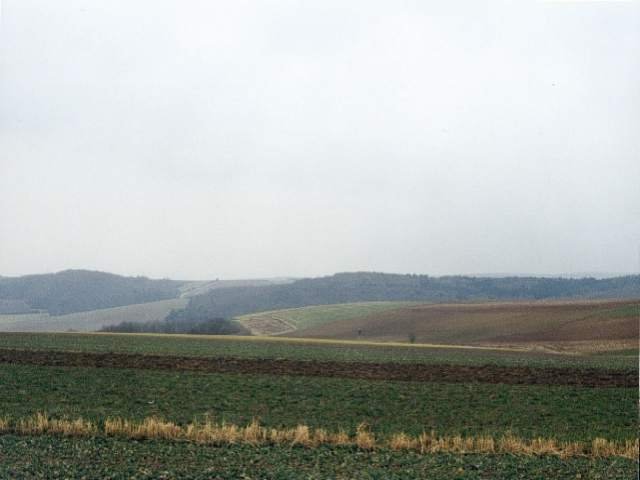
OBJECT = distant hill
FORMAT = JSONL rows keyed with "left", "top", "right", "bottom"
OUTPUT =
{"left": 0, "top": 299, "right": 38, "bottom": 315}
{"left": 0, "top": 298, "right": 189, "bottom": 332}
{"left": 281, "top": 299, "right": 639, "bottom": 352}
{"left": 0, "top": 270, "right": 184, "bottom": 315}
{"left": 179, "top": 278, "right": 295, "bottom": 298}
{"left": 2, "top": 270, "right": 638, "bottom": 331}
{"left": 183, "top": 272, "right": 640, "bottom": 320}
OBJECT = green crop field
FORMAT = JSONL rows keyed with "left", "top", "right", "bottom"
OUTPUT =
{"left": 236, "top": 301, "right": 417, "bottom": 335}
{"left": 0, "top": 331, "right": 637, "bottom": 478}
{"left": 0, "top": 435, "right": 635, "bottom": 480}
{"left": 0, "top": 363, "right": 635, "bottom": 440}
{"left": 0, "top": 331, "right": 637, "bottom": 369}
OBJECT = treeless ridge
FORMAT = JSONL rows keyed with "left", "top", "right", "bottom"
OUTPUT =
{"left": 0, "top": 349, "right": 635, "bottom": 387}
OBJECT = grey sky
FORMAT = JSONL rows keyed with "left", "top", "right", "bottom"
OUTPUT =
{"left": 1, "top": 1, "right": 639, "bottom": 280}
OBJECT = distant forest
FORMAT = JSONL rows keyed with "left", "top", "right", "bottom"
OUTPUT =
{"left": 0, "top": 270, "right": 183, "bottom": 315}
{"left": 181, "top": 272, "right": 640, "bottom": 320}
{"left": 101, "top": 316, "right": 248, "bottom": 335}
{"left": 100, "top": 304, "right": 249, "bottom": 335}
{"left": 1, "top": 270, "right": 638, "bottom": 327}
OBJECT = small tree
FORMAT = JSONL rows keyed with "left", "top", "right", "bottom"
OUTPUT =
{"left": 408, "top": 333, "right": 416, "bottom": 344}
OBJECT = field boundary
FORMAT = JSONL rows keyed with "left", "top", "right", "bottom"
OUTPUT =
{"left": 0, "top": 348, "right": 635, "bottom": 387}
{"left": 62, "top": 331, "right": 531, "bottom": 352}
{"left": 0, "top": 413, "right": 636, "bottom": 460}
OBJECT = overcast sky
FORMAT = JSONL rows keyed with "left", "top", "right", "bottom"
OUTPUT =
{"left": 1, "top": 1, "right": 639, "bottom": 280}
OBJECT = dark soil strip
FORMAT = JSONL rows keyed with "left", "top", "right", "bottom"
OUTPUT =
{"left": 0, "top": 349, "right": 635, "bottom": 387}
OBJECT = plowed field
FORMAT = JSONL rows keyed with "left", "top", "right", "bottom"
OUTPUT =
{"left": 0, "top": 349, "right": 634, "bottom": 387}
{"left": 291, "top": 300, "right": 639, "bottom": 350}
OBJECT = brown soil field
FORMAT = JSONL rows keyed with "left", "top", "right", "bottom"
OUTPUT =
{"left": 509, "top": 339, "right": 638, "bottom": 354}
{"left": 291, "top": 300, "right": 639, "bottom": 349}
{"left": 0, "top": 349, "right": 635, "bottom": 387}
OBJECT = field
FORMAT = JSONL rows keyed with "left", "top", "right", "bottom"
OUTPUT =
{"left": 0, "top": 298, "right": 188, "bottom": 332}
{"left": 2, "top": 436, "right": 635, "bottom": 479}
{"left": 248, "top": 299, "right": 639, "bottom": 354}
{"left": 0, "top": 362, "right": 635, "bottom": 439}
{"left": 0, "top": 328, "right": 637, "bottom": 478}
{"left": 236, "top": 302, "right": 417, "bottom": 335}
{"left": 0, "top": 331, "right": 637, "bottom": 369}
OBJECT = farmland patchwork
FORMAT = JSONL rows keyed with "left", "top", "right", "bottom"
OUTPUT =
{"left": 0, "top": 322, "right": 637, "bottom": 479}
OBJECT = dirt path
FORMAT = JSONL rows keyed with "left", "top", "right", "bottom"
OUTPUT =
{"left": 0, "top": 349, "right": 635, "bottom": 387}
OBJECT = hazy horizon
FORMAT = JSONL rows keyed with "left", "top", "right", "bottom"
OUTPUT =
{"left": 1, "top": 267, "right": 637, "bottom": 282}
{"left": 2, "top": 1, "right": 639, "bottom": 280}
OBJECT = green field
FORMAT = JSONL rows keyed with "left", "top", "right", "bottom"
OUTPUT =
{"left": 236, "top": 302, "right": 417, "bottom": 334}
{"left": 0, "top": 332, "right": 637, "bottom": 369}
{"left": 0, "top": 435, "right": 637, "bottom": 480}
{"left": 1, "top": 363, "right": 635, "bottom": 441}
{"left": 0, "top": 435, "right": 635, "bottom": 480}
{"left": 0, "top": 299, "right": 188, "bottom": 333}
{"left": 0, "top": 331, "right": 637, "bottom": 478}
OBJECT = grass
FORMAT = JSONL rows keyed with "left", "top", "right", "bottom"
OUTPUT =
{"left": 0, "top": 363, "right": 636, "bottom": 441}
{"left": 0, "top": 434, "right": 636, "bottom": 479}
{"left": 0, "top": 331, "right": 636, "bottom": 369}
{"left": 2, "top": 413, "right": 636, "bottom": 459}
{"left": 599, "top": 303, "right": 640, "bottom": 318}
{"left": 236, "top": 302, "right": 417, "bottom": 334}
{"left": 0, "top": 331, "right": 637, "bottom": 478}
{"left": 0, "top": 298, "right": 188, "bottom": 332}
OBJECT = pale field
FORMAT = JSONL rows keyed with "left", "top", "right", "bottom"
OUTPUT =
{"left": 0, "top": 298, "right": 188, "bottom": 332}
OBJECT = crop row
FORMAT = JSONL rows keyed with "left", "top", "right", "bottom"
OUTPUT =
{"left": 2, "top": 413, "right": 637, "bottom": 459}
{"left": 0, "top": 364, "right": 636, "bottom": 441}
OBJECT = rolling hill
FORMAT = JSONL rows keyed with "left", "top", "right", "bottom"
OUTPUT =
{"left": 290, "top": 299, "right": 638, "bottom": 345}
{"left": 184, "top": 272, "right": 640, "bottom": 321}
{"left": 2, "top": 270, "right": 638, "bottom": 335}
{"left": 239, "top": 299, "right": 639, "bottom": 353}
{"left": 236, "top": 302, "right": 418, "bottom": 335}
{"left": 0, "top": 298, "right": 189, "bottom": 332}
{"left": 0, "top": 271, "right": 294, "bottom": 332}
{"left": 0, "top": 270, "right": 185, "bottom": 315}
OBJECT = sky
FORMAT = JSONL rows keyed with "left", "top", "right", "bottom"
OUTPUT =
{"left": 1, "top": 1, "right": 639, "bottom": 280}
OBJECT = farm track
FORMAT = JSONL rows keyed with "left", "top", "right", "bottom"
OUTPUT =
{"left": 0, "top": 348, "right": 635, "bottom": 387}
